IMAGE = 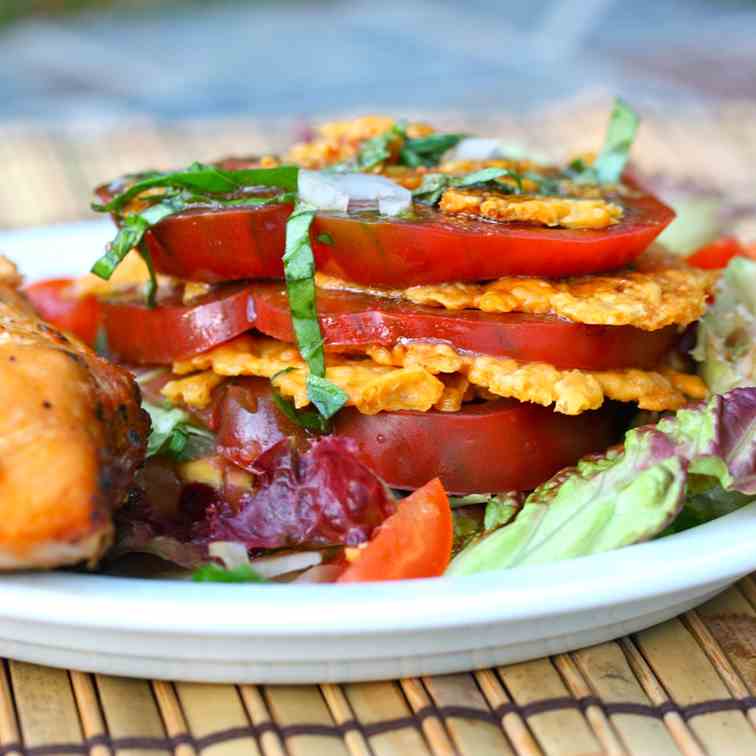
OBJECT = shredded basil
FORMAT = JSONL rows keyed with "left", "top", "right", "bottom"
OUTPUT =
{"left": 282, "top": 200, "right": 348, "bottom": 420}
{"left": 143, "top": 400, "right": 216, "bottom": 461}
{"left": 94, "top": 162, "right": 299, "bottom": 214}
{"left": 356, "top": 123, "right": 406, "bottom": 170}
{"left": 271, "top": 389, "right": 330, "bottom": 433}
{"left": 90, "top": 163, "right": 299, "bottom": 299}
{"left": 412, "top": 167, "right": 511, "bottom": 205}
{"left": 353, "top": 122, "right": 465, "bottom": 171}
{"left": 316, "top": 232, "right": 334, "bottom": 245}
{"left": 570, "top": 98, "right": 639, "bottom": 185}
{"left": 192, "top": 563, "right": 265, "bottom": 583}
{"left": 400, "top": 132, "right": 466, "bottom": 168}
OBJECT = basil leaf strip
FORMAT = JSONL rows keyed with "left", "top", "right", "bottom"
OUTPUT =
{"left": 283, "top": 200, "right": 348, "bottom": 420}
{"left": 571, "top": 98, "right": 639, "bottom": 185}
{"left": 356, "top": 123, "right": 406, "bottom": 170}
{"left": 354, "top": 122, "right": 465, "bottom": 171}
{"left": 96, "top": 162, "right": 300, "bottom": 214}
{"left": 594, "top": 98, "right": 639, "bottom": 184}
{"left": 271, "top": 389, "right": 330, "bottom": 433}
{"left": 400, "top": 132, "right": 466, "bottom": 168}
{"left": 412, "top": 167, "right": 510, "bottom": 205}
{"left": 91, "top": 198, "right": 180, "bottom": 281}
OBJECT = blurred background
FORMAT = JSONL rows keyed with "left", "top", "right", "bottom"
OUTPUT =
{"left": 0, "top": 0, "right": 754, "bottom": 228}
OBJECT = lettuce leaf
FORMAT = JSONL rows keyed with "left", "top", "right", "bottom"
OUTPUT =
{"left": 447, "top": 388, "right": 756, "bottom": 575}
{"left": 692, "top": 256, "right": 756, "bottom": 394}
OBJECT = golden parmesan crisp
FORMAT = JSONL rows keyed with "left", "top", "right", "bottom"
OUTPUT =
{"left": 169, "top": 334, "right": 706, "bottom": 416}
{"left": 286, "top": 115, "right": 434, "bottom": 169}
{"left": 364, "top": 342, "right": 706, "bottom": 415}
{"left": 439, "top": 188, "right": 623, "bottom": 229}
{"left": 162, "top": 372, "right": 224, "bottom": 408}
{"left": 169, "top": 335, "right": 444, "bottom": 415}
{"left": 314, "top": 263, "right": 717, "bottom": 331}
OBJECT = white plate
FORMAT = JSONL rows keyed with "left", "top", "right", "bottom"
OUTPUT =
{"left": 0, "top": 221, "right": 754, "bottom": 684}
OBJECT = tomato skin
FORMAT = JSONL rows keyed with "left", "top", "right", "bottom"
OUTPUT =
{"left": 250, "top": 284, "right": 680, "bottom": 371}
{"left": 101, "top": 284, "right": 257, "bottom": 364}
{"left": 212, "top": 380, "right": 309, "bottom": 470}
{"left": 25, "top": 278, "right": 101, "bottom": 346}
{"left": 143, "top": 189, "right": 674, "bottom": 286}
{"left": 102, "top": 282, "right": 680, "bottom": 370}
{"left": 338, "top": 478, "right": 452, "bottom": 582}
{"left": 333, "top": 400, "right": 621, "bottom": 494}
{"left": 686, "top": 236, "right": 749, "bottom": 269}
{"left": 206, "top": 378, "right": 621, "bottom": 495}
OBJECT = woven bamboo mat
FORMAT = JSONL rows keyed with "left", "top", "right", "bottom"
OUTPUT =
{"left": 0, "top": 101, "right": 755, "bottom": 754}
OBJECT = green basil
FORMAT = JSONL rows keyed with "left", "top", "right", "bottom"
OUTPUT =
{"left": 95, "top": 162, "right": 299, "bottom": 214}
{"left": 283, "top": 201, "right": 348, "bottom": 420}
{"left": 570, "top": 98, "right": 639, "bottom": 185}
{"left": 412, "top": 167, "right": 511, "bottom": 205}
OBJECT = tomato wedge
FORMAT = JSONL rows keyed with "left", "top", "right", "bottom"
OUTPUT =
{"left": 139, "top": 188, "right": 674, "bottom": 286}
{"left": 686, "top": 236, "right": 755, "bottom": 269}
{"left": 25, "top": 278, "right": 101, "bottom": 346}
{"left": 338, "top": 478, "right": 452, "bottom": 582}
{"left": 102, "top": 282, "right": 680, "bottom": 369}
{"left": 333, "top": 399, "right": 622, "bottom": 494}
{"left": 195, "top": 377, "right": 622, "bottom": 494}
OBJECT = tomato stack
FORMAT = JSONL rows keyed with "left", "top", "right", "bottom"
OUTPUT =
{"left": 30, "top": 110, "right": 717, "bottom": 497}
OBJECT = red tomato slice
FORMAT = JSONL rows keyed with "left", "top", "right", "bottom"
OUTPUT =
{"left": 25, "top": 278, "right": 101, "bottom": 346}
{"left": 338, "top": 478, "right": 452, "bottom": 582}
{"left": 138, "top": 188, "right": 674, "bottom": 286}
{"left": 101, "top": 283, "right": 256, "bottom": 363}
{"left": 333, "top": 399, "right": 622, "bottom": 494}
{"left": 686, "top": 236, "right": 751, "bottom": 269}
{"left": 250, "top": 283, "right": 680, "bottom": 371}
{"left": 101, "top": 282, "right": 680, "bottom": 370}
{"left": 200, "top": 377, "right": 621, "bottom": 494}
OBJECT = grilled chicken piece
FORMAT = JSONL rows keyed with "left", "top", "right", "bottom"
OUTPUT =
{"left": 0, "top": 257, "right": 148, "bottom": 569}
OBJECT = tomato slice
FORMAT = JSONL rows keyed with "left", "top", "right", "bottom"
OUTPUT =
{"left": 101, "top": 283, "right": 256, "bottom": 363}
{"left": 198, "top": 377, "right": 622, "bottom": 494}
{"left": 338, "top": 478, "right": 452, "bottom": 582}
{"left": 140, "top": 188, "right": 674, "bottom": 286}
{"left": 102, "top": 282, "right": 680, "bottom": 369}
{"left": 333, "top": 399, "right": 622, "bottom": 494}
{"left": 250, "top": 283, "right": 680, "bottom": 370}
{"left": 686, "top": 236, "right": 753, "bottom": 269}
{"left": 25, "top": 278, "right": 101, "bottom": 346}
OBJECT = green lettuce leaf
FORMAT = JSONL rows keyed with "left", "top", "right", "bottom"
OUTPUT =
{"left": 282, "top": 200, "right": 348, "bottom": 420}
{"left": 143, "top": 400, "right": 216, "bottom": 461}
{"left": 192, "top": 563, "right": 264, "bottom": 583}
{"left": 447, "top": 388, "right": 756, "bottom": 575}
{"left": 692, "top": 256, "right": 756, "bottom": 394}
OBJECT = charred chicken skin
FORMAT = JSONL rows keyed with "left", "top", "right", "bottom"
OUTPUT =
{"left": 0, "top": 257, "right": 148, "bottom": 569}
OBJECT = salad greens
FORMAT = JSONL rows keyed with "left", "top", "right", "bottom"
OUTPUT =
{"left": 692, "top": 256, "right": 756, "bottom": 394}
{"left": 447, "top": 388, "right": 756, "bottom": 576}
{"left": 283, "top": 201, "right": 348, "bottom": 421}
{"left": 143, "top": 400, "right": 216, "bottom": 461}
{"left": 192, "top": 563, "right": 265, "bottom": 583}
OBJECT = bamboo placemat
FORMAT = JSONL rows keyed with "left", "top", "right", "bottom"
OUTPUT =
{"left": 0, "top": 101, "right": 755, "bottom": 755}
